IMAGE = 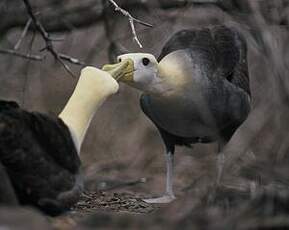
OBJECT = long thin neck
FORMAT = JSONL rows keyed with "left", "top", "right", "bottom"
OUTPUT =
{"left": 59, "top": 70, "right": 114, "bottom": 153}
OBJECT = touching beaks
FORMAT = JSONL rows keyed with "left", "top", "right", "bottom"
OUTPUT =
{"left": 102, "top": 58, "right": 134, "bottom": 82}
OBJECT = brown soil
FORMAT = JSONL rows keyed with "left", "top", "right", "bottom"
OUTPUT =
{"left": 51, "top": 191, "right": 159, "bottom": 229}
{"left": 73, "top": 191, "right": 156, "bottom": 215}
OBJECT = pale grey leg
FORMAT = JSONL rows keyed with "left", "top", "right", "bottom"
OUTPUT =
{"left": 217, "top": 152, "right": 225, "bottom": 184}
{"left": 165, "top": 151, "right": 175, "bottom": 196}
{"left": 143, "top": 151, "right": 176, "bottom": 203}
{"left": 216, "top": 141, "right": 226, "bottom": 185}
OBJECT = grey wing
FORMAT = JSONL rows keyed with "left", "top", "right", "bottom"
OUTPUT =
{"left": 158, "top": 25, "right": 250, "bottom": 95}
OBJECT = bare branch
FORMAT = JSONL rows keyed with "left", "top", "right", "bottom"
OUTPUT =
{"left": 107, "top": 0, "right": 153, "bottom": 48}
{"left": 58, "top": 53, "right": 85, "bottom": 66}
{"left": 0, "top": 48, "right": 43, "bottom": 61}
{"left": 0, "top": 1, "right": 104, "bottom": 35}
{"left": 14, "top": 18, "right": 32, "bottom": 50}
{"left": 22, "top": 0, "right": 85, "bottom": 77}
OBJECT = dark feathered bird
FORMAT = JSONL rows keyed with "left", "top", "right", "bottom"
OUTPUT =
{"left": 0, "top": 160, "right": 18, "bottom": 205}
{"left": 0, "top": 101, "right": 82, "bottom": 215}
{"left": 0, "top": 62, "right": 129, "bottom": 215}
{"left": 105, "top": 25, "right": 251, "bottom": 203}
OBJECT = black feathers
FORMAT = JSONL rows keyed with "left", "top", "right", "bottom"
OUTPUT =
{"left": 0, "top": 162, "right": 18, "bottom": 205}
{"left": 0, "top": 101, "right": 82, "bottom": 216}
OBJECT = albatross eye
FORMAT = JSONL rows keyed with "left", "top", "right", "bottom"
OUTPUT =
{"left": 142, "top": 58, "right": 150, "bottom": 66}
{"left": 118, "top": 58, "right": 122, "bottom": 62}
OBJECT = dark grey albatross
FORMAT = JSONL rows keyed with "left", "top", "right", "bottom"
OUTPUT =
{"left": 104, "top": 25, "right": 251, "bottom": 203}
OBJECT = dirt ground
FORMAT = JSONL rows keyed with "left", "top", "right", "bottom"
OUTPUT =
{"left": 73, "top": 191, "right": 155, "bottom": 215}
{"left": 52, "top": 190, "right": 157, "bottom": 229}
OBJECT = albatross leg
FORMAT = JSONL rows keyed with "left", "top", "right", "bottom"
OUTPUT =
{"left": 143, "top": 151, "right": 176, "bottom": 203}
{"left": 216, "top": 141, "right": 226, "bottom": 185}
{"left": 216, "top": 152, "right": 225, "bottom": 185}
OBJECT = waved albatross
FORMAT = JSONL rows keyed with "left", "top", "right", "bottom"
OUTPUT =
{"left": 104, "top": 25, "right": 251, "bottom": 203}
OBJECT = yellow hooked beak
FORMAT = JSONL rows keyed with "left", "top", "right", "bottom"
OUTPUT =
{"left": 102, "top": 59, "right": 134, "bottom": 82}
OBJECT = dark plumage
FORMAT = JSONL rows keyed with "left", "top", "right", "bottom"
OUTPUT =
{"left": 0, "top": 161, "right": 18, "bottom": 205}
{"left": 0, "top": 101, "right": 82, "bottom": 216}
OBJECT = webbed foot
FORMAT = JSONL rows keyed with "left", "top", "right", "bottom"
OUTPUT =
{"left": 143, "top": 194, "right": 176, "bottom": 204}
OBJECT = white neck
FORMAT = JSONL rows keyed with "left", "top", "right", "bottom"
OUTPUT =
{"left": 59, "top": 67, "right": 118, "bottom": 154}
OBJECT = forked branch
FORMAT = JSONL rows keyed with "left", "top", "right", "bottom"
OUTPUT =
{"left": 22, "top": 0, "right": 85, "bottom": 77}
{"left": 107, "top": 0, "right": 153, "bottom": 48}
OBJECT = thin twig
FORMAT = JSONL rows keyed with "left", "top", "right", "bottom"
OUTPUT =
{"left": 22, "top": 0, "right": 85, "bottom": 77}
{"left": 14, "top": 18, "right": 32, "bottom": 50}
{"left": 22, "top": 30, "right": 37, "bottom": 107}
{"left": 58, "top": 53, "right": 85, "bottom": 66}
{"left": 0, "top": 48, "right": 43, "bottom": 61}
{"left": 23, "top": 0, "right": 74, "bottom": 76}
{"left": 107, "top": 0, "right": 153, "bottom": 48}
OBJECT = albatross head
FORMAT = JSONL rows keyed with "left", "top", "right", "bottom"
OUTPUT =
{"left": 103, "top": 53, "right": 165, "bottom": 94}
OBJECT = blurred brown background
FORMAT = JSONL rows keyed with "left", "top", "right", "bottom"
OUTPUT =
{"left": 2, "top": 0, "right": 289, "bottom": 229}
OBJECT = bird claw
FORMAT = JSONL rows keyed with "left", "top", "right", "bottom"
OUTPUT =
{"left": 143, "top": 194, "right": 176, "bottom": 204}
